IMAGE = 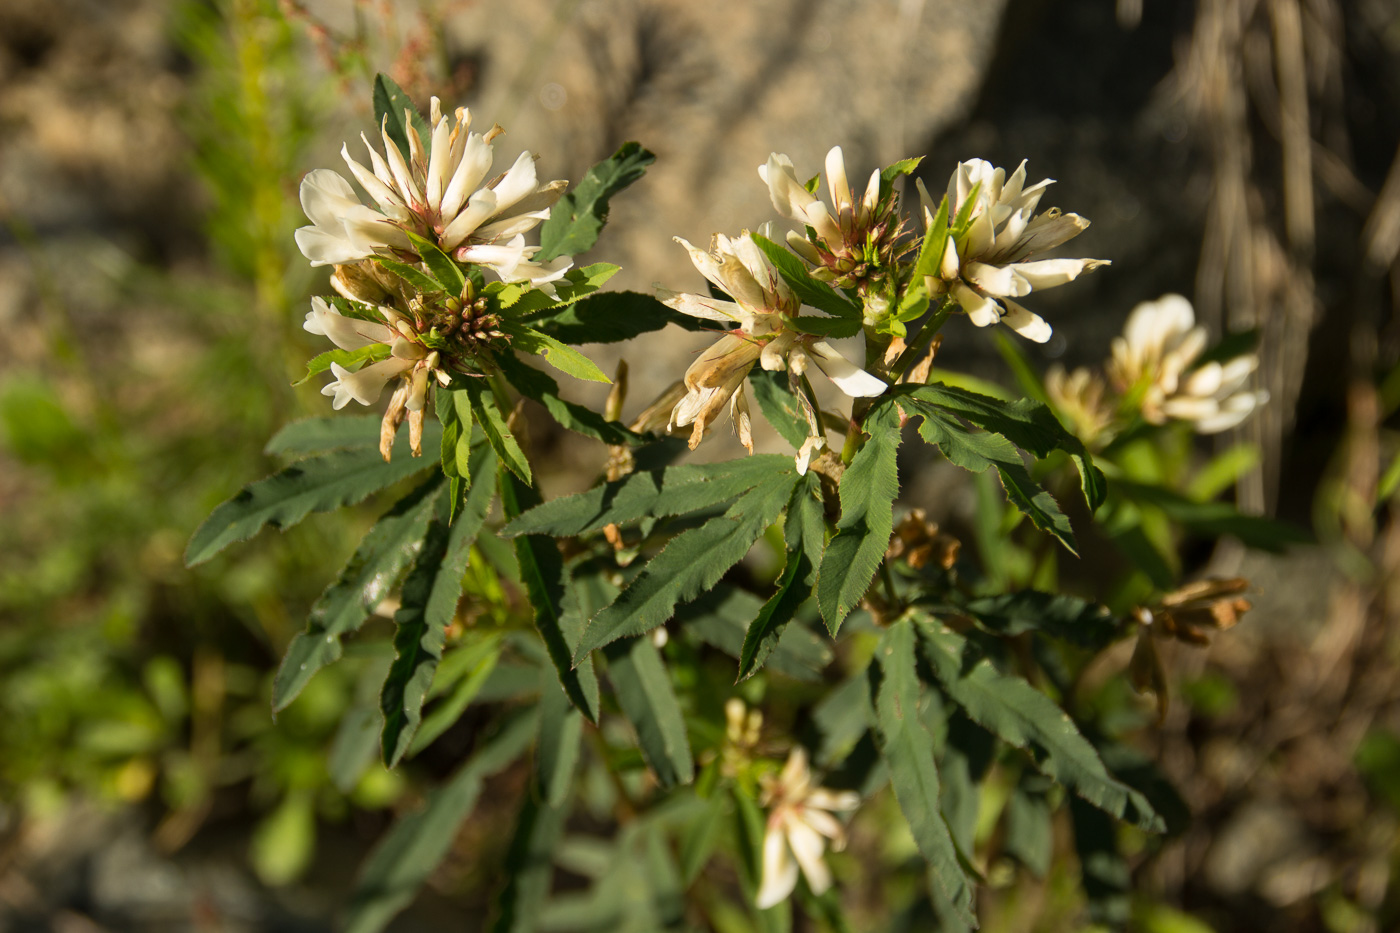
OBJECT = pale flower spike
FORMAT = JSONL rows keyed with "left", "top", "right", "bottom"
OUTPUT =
{"left": 756, "top": 747, "right": 861, "bottom": 909}
{"left": 920, "top": 158, "right": 1108, "bottom": 343}
{"left": 1107, "top": 294, "right": 1268, "bottom": 433}
{"left": 294, "top": 96, "right": 573, "bottom": 294}
{"left": 659, "top": 231, "right": 885, "bottom": 467}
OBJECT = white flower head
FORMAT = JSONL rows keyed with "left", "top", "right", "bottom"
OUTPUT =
{"left": 295, "top": 96, "right": 571, "bottom": 289}
{"left": 1106, "top": 294, "right": 1268, "bottom": 433}
{"left": 1045, "top": 364, "right": 1114, "bottom": 446}
{"left": 755, "top": 748, "right": 861, "bottom": 909}
{"left": 660, "top": 232, "right": 886, "bottom": 452}
{"left": 920, "top": 158, "right": 1108, "bottom": 343}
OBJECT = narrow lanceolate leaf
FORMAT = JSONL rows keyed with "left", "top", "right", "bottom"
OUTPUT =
{"left": 898, "top": 391, "right": 1078, "bottom": 553}
{"left": 903, "top": 383, "right": 1106, "bottom": 512}
{"left": 404, "top": 230, "right": 466, "bottom": 294}
{"left": 436, "top": 386, "right": 474, "bottom": 485}
{"left": 373, "top": 256, "right": 445, "bottom": 295}
{"left": 913, "top": 615, "right": 1164, "bottom": 832}
{"left": 751, "top": 234, "right": 862, "bottom": 323}
{"left": 537, "top": 141, "right": 656, "bottom": 262}
{"left": 869, "top": 619, "right": 977, "bottom": 927}
{"left": 294, "top": 343, "right": 391, "bottom": 386}
{"left": 525, "top": 289, "right": 710, "bottom": 344}
{"left": 501, "top": 455, "right": 794, "bottom": 539}
{"left": 536, "top": 669, "right": 583, "bottom": 807}
{"left": 817, "top": 404, "right": 902, "bottom": 634}
{"left": 737, "top": 476, "right": 825, "bottom": 681}
{"left": 677, "top": 584, "right": 832, "bottom": 683}
{"left": 500, "top": 470, "right": 600, "bottom": 721}
{"left": 574, "top": 473, "right": 797, "bottom": 659}
{"left": 272, "top": 475, "right": 444, "bottom": 712}
{"left": 372, "top": 72, "right": 431, "bottom": 164}
{"left": 380, "top": 445, "right": 498, "bottom": 767}
{"left": 1070, "top": 797, "right": 1132, "bottom": 926}
{"left": 747, "top": 368, "right": 809, "bottom": 449}
{"left": 507, "top": 325, "right": 612, "bottom": 383}
{"left": 496, "top": 354, "right": 646, "bottom": 446}
{"left": 345, "top": 712, "right": 537, "bottom": 933}
{"left": 913, "top": 193, "right": 951, "bottom": 279}
{"left": 466, "top": 379, "right": 531, "bottom": 483}
{"left": 185, "top": 434, "right": 437, "bottom": 566}
{"left": 489, "top": 793, "right": 570, "bottom": 933}
{"left": 605, "top": 635, "right": 694, "bottom": 787}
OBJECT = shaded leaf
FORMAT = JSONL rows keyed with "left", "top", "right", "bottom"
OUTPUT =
{"left": 467, "top": 380, "right": 531, "bottom": 483}
{"left": 263, "top": 414, "right": 401, "bottom": 457}
{"left": 817, "top": 404, "right": 901, "bottom": 633}
{"left": 404, "top": 230, "right": 466, "bottom": 294}
{"left": 435, "top": 386, "right": 473, "bottom": 485}
{"left": 489, "top": 793, "right": 570, "bottom": 933}
{"left": 1113, "top": 480, "right": 1311, "bottom": 552}
{"left": 751, "top": 234, "right": 862, "bottom": 322}
{"left": 372, "top": 73, "right": 430, "bottom": 164}
{"left": 605, "top": 635, "right": 694, "bottom": 787}
{"left": 496, "top": 353, "right": 646, "bottom": 445}
{"left": 748, "top": 367, "right": 809, "bottom": 449}
{"left": 273, "top": 474, "right": 444, "bottom": 712}
{"left": 536, "top": 669, "right": 583, "bottom": 807}
{"left": 526, "top": 289, "right": 710, "bottom": 345}
{"left": 537, "top": 142, "right": 656, "bottom": 262}
{"left": 960, "top": 590, "right": 1121, "bottom": 651}
{"left": 373, "top": 256, "right": 445, "bottom": 295}
{"left": 678, "top": 584, "right": 832, "bottom": 683}
{"left": 186, "top": 434, "right": 437, "bottom": 566}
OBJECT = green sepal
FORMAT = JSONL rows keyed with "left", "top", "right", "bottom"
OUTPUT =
{"left": 295, "top": 343, "right": 392, "bottom": 387}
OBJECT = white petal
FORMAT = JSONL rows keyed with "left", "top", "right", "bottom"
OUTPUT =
{"left": 295, "top": 226, "right": 370, "bottom": 266}
{"left": 795, "top": 434, "right": 825, "bottom": 475}
{"left": 951, "top": 280, "right": 1002, "bottom": 328}
{"left": 965, "top": 261, "right": 1030, "bottom": 297}
{"left": 785, "top": 819, "right": 832, "bottom": 895}
{"left": 487, "top": 150, "right": 539, "bottom": 216}
{"left": 303, "top": 296, "right": 394, "bottom": 350}
{"left": 756, "top": 824, "right": 800, "bottom": 910}
{"left": 440, "top": 132, "right": 494, "bottom": 220}
{"left": 1001, "top": 298, "right": 1052, "bottom": 343}
{"left": 675, "top": 236, "right": 730, "bottom": 296}
{"left": 762, "top": 152, "right": 815, "bottom": 221}
{"left": 473, "top": 208, "right": 551, "bottom": 243}
{"left": 808, "top": 341, "right": 887, "bottom": 397}
{"left": 322, "top": 358, "right": 412, "bottom": 408}
{"left": 299, "top": 169, "right": 360, "bottom": 229}
{"left": 806, "top": 789, "right": 861, "bottom": 813}
{"left": 1009, "top": 257, "right": 1103, "bottom": 291}
{"left": 341, "top": 144, "right": 410, "bottom": 221}
{"left": 861, "top": 167, "right": 881, "bottom": 221}
{"left": 457, "top": 234, "right": 526, "bottom": 277}
{"left": 825, "top": 145, "right": 852, "bottom": 214}
{"left": 381, "top": 120, "right": 424, "bottom": 208}
{"left": 441, "top": 188, "right": 498, "bottom": 250}
{"left": 657, "top": 288, "right": 748, "bottom": 324}
{"left": 425, "top": 115, "right": 453, "bottom": 208}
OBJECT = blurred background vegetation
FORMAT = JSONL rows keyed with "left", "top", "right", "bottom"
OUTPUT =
{"left": 1, "top": 0, "right": 1399, "bottom": 930}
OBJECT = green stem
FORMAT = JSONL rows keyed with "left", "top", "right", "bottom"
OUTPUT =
{"left": 888, "top": 297, "right": 952, "bottom": 384}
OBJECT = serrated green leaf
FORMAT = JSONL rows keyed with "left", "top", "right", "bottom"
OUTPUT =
{"left": 500, "top": 262, "right": 622, "bottom": 316}
{"left": 410, "top": 634, "right": 502, "bottom": 755}
{"left": 294, "top": 343, "right": 392, "bottom": 387}
{"left": 265, "top": 414, "right": 437, "bottom": 458}
{"left": 605, "top": 635, "right": 694, "bottom": 787}
{"left": 869, "top": 619, "right": 977, "bottom": 927}
{"left": 373, "top": 256, "right": 445, "bottom": 294}
{"left": 466, "top": 380, "right": 531, "bottom": 483}
{"left": 345, "top": 712, "right": 536, "bottom": 933}
{"left": 507, "top": 325, "right": 611, "bottom": 383}
{"left": 500, "top": 470, "right": 601, "bottom": 721}
{"left": 536, "top": 668, "right": 583, "bottom": 806}
{"left": 913, "top": 615, "right": 1164, "bottom": 832}
{"left": 1004, "top": 776, "right": 1054, "bottom": 878}
{"left": 525, "top": 289, "right": 710, "bottom": 345}
{"left": 380, "top": 445, "right": 497, "bottom": 767}
{"left": 817, "top": 405, "right": 901, "bottom": 634}
{"left": 372, "top": 73, "right": 431, "bottom": 165}
{"left": 677, "top": 584, "right": 832, "bottom": 683}
{"left": 881, "top": 156, "right": 924, "bottom": 182}
{"left": 501, "top": 455, "right": 793, "bottom": 538}
{"left": 495, "top": 353, "right": 646, "bottom": 446}
{"left": 913, "top": 193, "right": 951, "bottom": 279}
{"left": 574, "top": 473, "right": 797, "bottom": 658}
{"left": 185, "top": 435, "right": 438, "bottom": 566}
{"left": 940, "top": 714, "right": 996, "bottom": 856}
{"left": 737, "top": 476, "right": 824, "bottom": 681}
{"left": 996, "top": 458, "right": 1077, "bottom": 553}
{"left": 272, "top": 475, "right": 444, "bottom": 712}
{"left": 785, "top": 314, "right": 864, "bottom": 339}
{"left": 537, "top": 142, "right": 656, "bottom": 262}
{"left": 959, "top": 590, "right": 1121, "bottom": 650}
{"left": 747, "top": 368, "right": 809, "bottom": 448}
{"left": 751, "top": 234, "right": 862, "bottom": 322}
{"left": 404, "top": 230, "right": 466, "bottom": 294}
{"left": 490, "top": 792, "right": 569, "bottom": 933}
{"left": 435, "top": 386, "right": 473, "bottom": 485}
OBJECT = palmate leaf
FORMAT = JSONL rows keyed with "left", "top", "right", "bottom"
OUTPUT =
{"left": 737, "top": 474, "right": 825, "bottom": 682}
{"left": 913, "top": 614, "right": 1164, "bottom": 832}
{"left": 501, "top": 455, "right": 794, "bottom": 538}
{"left": 345, "top": 711, "right": 537, "bottom": 933}
{"left": 893, "top": 390, "right": 1079, "bottom": 552}
{"left": 372, "top": 72, "right": 431, "bottom": 164}
{"left": 496, "top": 354, "right": 646, "bottom": 446}
{"left": 500, "top": 470, "right": 601, "bottom": 721}
{"left": 572, "top": 471, "right": 798, "bottom": 658}
{"left": 604, "top": 634, "right": 695, "bottom": 787}
{"left": 505, "top": 324, "right": 612, "bottom": 383}
{"left": 185, "top": 432, "right": 438, "bottom": 566}
{"left": 380, "top": 444, "right": 498, "bottom": 767}
{"left": 526, "top": 289, "right": 711, "bottom": 345}
{"left": 537, "top": 141, "right": 656, "bottom": 262}
{"left": 817, "top": 404, "right": 902, "bottom": 634}
{"left": 272, "top": 474, "right": 444, "bottom": 713}
{"left": 869, "top": 618, "right": 977, "bottom": 927}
